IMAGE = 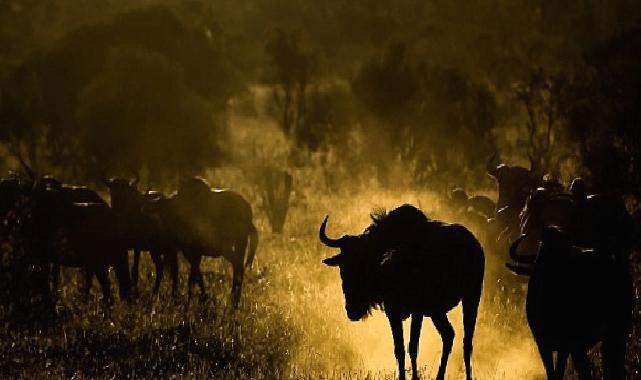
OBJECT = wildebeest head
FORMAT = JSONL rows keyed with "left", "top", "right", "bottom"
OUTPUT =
{"left": 105, "top": 177, "right": 140, "bottom": 210}
{"left": 569, "top": 177, "right": 587, "bottom": 203}
{"left": 320, "top": 205, "right": 429, "bottom": 321}
{"left": 487, "top": 154, "right": 540, "bottom": 212}
{"left": 320, "top": 216, "right": 382, "bottom": 321}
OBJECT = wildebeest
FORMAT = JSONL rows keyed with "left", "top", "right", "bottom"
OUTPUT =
{"left": 507, "top": 227, "right": 632, "bottom": 380}
{"left": 449, "top": 188, "right": 493, "bottom": 244}
{"left": 513, "top": 179, "right": 635, "bottom": 265}
{"left": 105, "top": 178, "right": 178, "bottom": 296}
{"left": 486, "top": 153, "right": 540, "bottom": 213}
{"left": 165, "top": 177, "right": 258, "bottom": 305}
{"left": 2, "top": 177, "right": 132, "bottom": 303}
{"left": 512, "top": 187, "right": 575, "bottom": 257}
{"left": 450, "top": 188, "right": 496, "bottom": 219}
{"left": 320, "top": 205, "right": 485, "bottom": 380}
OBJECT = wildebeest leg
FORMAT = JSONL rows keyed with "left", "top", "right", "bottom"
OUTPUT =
{"left": 231, "top": 257, "right": 244, "bottom": 307}
{"left": 533, "top": 337, "right": 555, "bottom": 380}
{"left": 387, "top": 316, "right": 406, "bottom": 380}
{"left": 408, "top": 313, "right": 423, "bottom": 380}
{"left": 186, "top": 252, "right": 203, "bottom": 301}
{"left": 431, "top": 313, "right": 454, "bottom": 380}
{"left": 150, "top": 250, "right": 164, "bottom": 295}
{"left": 571, "top": 349, "right": 592, "bottom": 380}
{"left": 462, "top": 285, "right": 482, "bottom": 380}
{"left": 131, "top": 249, "right": 141, "bottom": 295}
{"left": 555, "top": 349, "right": 569, "bottom": 380}
{"left": 603, "top": 333, "right": 627, "bottom": 380}
{"left": 114, "top": 250, "right": 132, "bottom": 302}
{"left": 96, "top": 268, "right": 112, "bottom": 304}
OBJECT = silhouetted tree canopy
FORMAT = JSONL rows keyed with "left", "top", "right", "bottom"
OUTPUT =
{"left": 352, "top": 43, "right": 496, "bottom": 184}
{"left": 1, "top": 0, "right": 641, "bottom": 190}
{"left": 0, "top": 5, "right": 241, "bottom": 183}
{"left": 568, "top": 27, "right": 641, "bottom": 195}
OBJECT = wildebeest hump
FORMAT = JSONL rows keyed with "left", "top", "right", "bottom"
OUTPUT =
{"left": 381, "top": 223, "right": 484, "bottom": 317}
{"left": 170, "top": 189, "right": 253, "bottom": 248}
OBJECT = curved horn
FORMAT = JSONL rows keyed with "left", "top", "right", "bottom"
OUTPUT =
{"left": 319, "top": 215, "right": 342, "bottom": 248}
{"left": 509, "top": 234, "right": 536, "bottom": 263}
{"left": 486, "top": 151, "right": 499, "bottom": 177}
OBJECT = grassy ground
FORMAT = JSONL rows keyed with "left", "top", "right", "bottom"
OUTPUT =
{"left": 0, "top": 188, "right": 639, "bottom": 379}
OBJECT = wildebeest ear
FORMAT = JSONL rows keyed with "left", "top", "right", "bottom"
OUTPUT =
{"left": 323, "top": 254, "right": 342, "bottom": 267}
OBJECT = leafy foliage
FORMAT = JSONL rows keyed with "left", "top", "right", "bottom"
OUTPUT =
{"left": 352, "top": 43, "right": 496, "bottom": 185}
{"left": 567, "top": 28, "right": 641, "bottom": 195}
{"left": 0, "top": 5, "right": 241, "bottom": 183}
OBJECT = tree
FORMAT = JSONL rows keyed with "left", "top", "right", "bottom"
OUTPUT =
{"left": 514, "top": 68, "right": 571, "bottom": 174}
{"left": 0, "top": 5, "right": 241, "bottom": 183}
{"left": 75, "top": 47, "right": 222, "bottom": 183}
{"left": 265, "top": 29, "right": 316, "bottom": 146}
{"left": 568, "top": 27, "right": 641, "bottom": 195}
{"left": 352, "top": 42, "right": 496, "bottom": 186}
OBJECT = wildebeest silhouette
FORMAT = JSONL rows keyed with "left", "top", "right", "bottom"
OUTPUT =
{"left": 508, "top": 227, "right": 632, "bottom": 380}
{"left": 512, "top": 181, "right": 635, "bottom": 266}
{"left": 320, "top": 204, "right": 485, "bottom": 380}
{"left": 450, "top": 187, "right": 496, "bottom": 220}
{"left": 105, "top": 178, "right": 178, "bottom": 296}
{"left": 165, "top": 177, "right": 258, "bottom": 306}
{"left": 3, "top": 178, "right": 132, "bottom": 303}
{"left": 486, "top": 153, "right": 540, "bottom": 213}
{"left": 512, "top": 187, "right": 575, "bottom": 257}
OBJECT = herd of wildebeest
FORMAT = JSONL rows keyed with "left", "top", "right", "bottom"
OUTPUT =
{"left": 0, "top": 155, "right": 639, "bottom": 380}
{"left": 319, "top": 157, "right": 638, "bottom": 380}
{"left": 0, "top": 172, "right": 257, "bottom": 307}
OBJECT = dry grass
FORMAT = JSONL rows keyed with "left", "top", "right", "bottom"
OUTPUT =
{"left": 1, "top": 188, "right": 640, "bottom": 379}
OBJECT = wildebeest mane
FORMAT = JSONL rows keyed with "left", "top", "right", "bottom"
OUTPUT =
{"left": 364, "top": 204, "right": 429, "bottom": 242}
{"left": 355, "top": 204, "right": 431, "bottom": 316}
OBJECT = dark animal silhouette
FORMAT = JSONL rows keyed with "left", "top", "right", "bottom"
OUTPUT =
{"left": 507, "top": 227, "right": 632, "bottom": 380}
{"left": 449, "top": 189, "right": 491, "bottom": 245}
{"left": 513, "top": 179, "right": 635, "bottom": 265}
{"left": 165, "top": 177, "right": 258, "bottom": 306}
{"left": 468, "top": 195, "right": 496, "bottom": 219}
{"left": 0, "top": 175, "right": 23, "bottom": 219}
{"left": 486, "top": 153, "right": 540, "bottom": 213}
{"left": 320, "top": 205, "right": 485, "bottom": 380}
{"left": 450, "top": 188, "right": 496, "bottom": 219}
{"left": 105, "top": 178, "right": 178, "bottom": 296}
{"left": 512, "top": 187, "right": 575, "bottom": 257}
{"left": 41, "top": 176, "right": 107, "bottom": 204}
{"left": 3, "top": 179, "right": 132, "bottom": 302}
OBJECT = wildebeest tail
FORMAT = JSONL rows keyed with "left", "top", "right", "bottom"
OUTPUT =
{"left": 245, "top": 222, "right": 259, "bottom": 268}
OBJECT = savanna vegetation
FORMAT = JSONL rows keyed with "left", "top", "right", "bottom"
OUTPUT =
{"left": 1, "top": 1, "right": 641, "bottom": 379}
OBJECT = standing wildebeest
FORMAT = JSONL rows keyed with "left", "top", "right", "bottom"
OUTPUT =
{"left": 486, "top": 153, "right": 540, "bottom": 213}
{"left": 508, "top": 227, "right": 632, "bottom": 380}
{"left": 486, "top": 154, "right": 541, "bottom": 242}
{"left": 320, "top": 205, "right": 485, "bottom": 380}
{"left": 105, "top": 178, "right": 178, "bottom": 296}
{"left": 8, "top": 178, "right": 133, "bottom": 303}
{"left": 511, "top": 187, "right": 575, "bottom": 257}
{"left": 166, "top": 177, "right": 258, "bottom": 306}
{"left": 512, "top": 179, "right": 635, "bottom": 265}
